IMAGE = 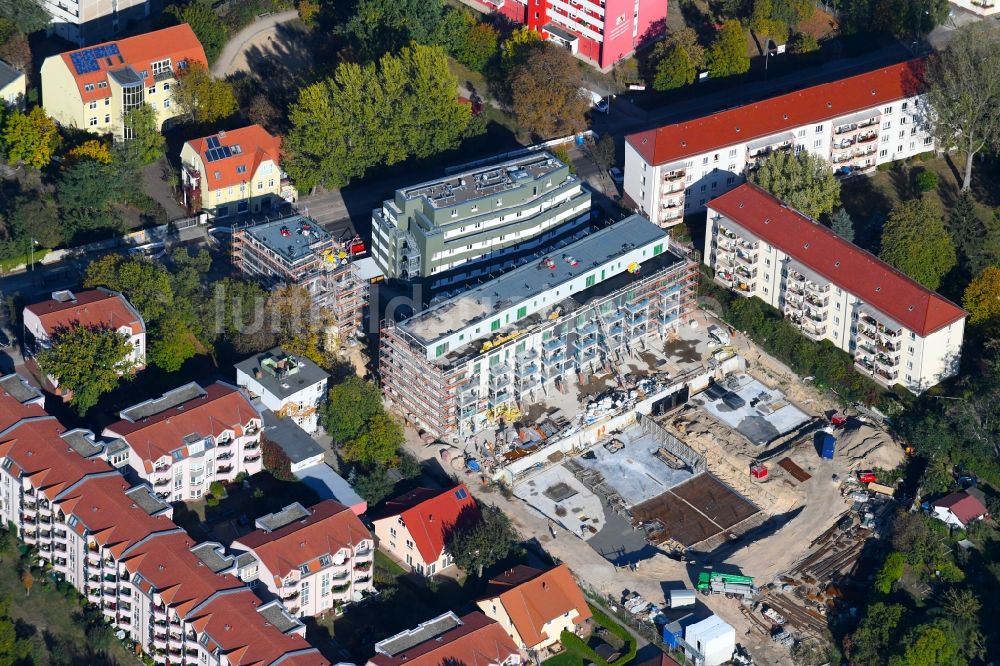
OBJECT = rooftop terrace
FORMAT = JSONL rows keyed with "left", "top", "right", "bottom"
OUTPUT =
{"left": 400, "top": 152, "right": 564, "bottom": 209}
{"left": 399, "top": 215, "right": 668, "bottom": 345}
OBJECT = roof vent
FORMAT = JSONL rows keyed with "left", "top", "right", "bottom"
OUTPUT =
{"left": 804, "top": 243, "right": 810, "bottom": 249}
{"left": 681, "top": 141, "right": 687, "bottom": 147}
{"left": 763, "top": 218, "right": 770, "bottom": 224}
{"left": 834, "top": 261, "right": 841, "bottom": 268}
{"left": 908, "top": 305, "right": 914, "bottom": 311}
{"left": 224, "top": 624, "right": 231, "bottom": 631}
{"left": 871, "top": 89, "right": 876, "bottom": 95}
{"left": 735, "top": 126, "right": 741, "bottom": 132}
{"left": 875, "top": 286, "right": 882, "bottom": 292}
{"left": 738, "top": 202, "right": 744, "bottom": 208}
{"left": 641, "top": 138, "right": 648, "bottom": 144}
{"left": 826, "top": 101, "right": 832, "bottom": 108}
{"left": 783, "top": 113, "right": 789, "bottom": 120}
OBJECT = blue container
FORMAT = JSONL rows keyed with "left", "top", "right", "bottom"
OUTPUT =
{"left": 821, "top": 433, "right": 836, "bottom": 460}
{"left": 662, "top": 626, "right": 680, "bottom": 649}
{"left": 576, "top": 134, "right": 586, "bottom": 146}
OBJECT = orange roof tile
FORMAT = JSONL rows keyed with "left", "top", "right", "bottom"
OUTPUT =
{"left": 185, "top": 125, "right": 282, "bottom": 192}
{"left": 104, "top": 383, "right": 260, "bottom": 465}
{"left": 234, "top": 500, "right": 371, "bottom": 584}
{"left": 26, "top": 288, "right": 144, "bottom": 337}
{"left": 627, "top": 60, "right": 925, "bottom": 167}
{"left": 368, "top": 612, "right": 520, "bottom": 666}
{"left": 708, "top": 184, "right": 966, "bottom": 337}
{"left": 0, "top": 418, "right": 111, "bottom": 500}
{"left": 371, "top": 485, "right": 478, "bottom": 566}
{"left": 57, "top": 24, "right": 207, "bottom": 104}
{"left": 188, "top": 589, "right": 324, "bottom": 665}
{"left": 482, "top": 564, "right": 591, "bottom": 648}
{"left": 0, "top": 384, "right": 46, "bottom": 432}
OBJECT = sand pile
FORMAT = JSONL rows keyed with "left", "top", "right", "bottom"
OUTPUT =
{"left": 834, "top": 423, "right": 905, "bottom": 471}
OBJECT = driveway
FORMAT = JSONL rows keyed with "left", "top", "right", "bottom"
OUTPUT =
{"left": 211, "top": 10, "right": 299, "bottom": 78}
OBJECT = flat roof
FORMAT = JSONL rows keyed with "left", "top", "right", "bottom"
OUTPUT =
{"left": 61, "top": 430, "right": 104, "bottom": 458}
{"left": 294, "top": 462, "right": 364, "bottom": 509}
{"left": 375, "top": 612, "right": 464, "bottom": 656}
{"left": 261, "top": 411, "right": 325, "bottom": 464}
{"left": 255, "top": 501, "right": 311, "bottom": 532}
{"left": 124, "top": 484, "right": 171, "bottom": 515}
{"left": 241, "top": 215, "right": 332, "bottom": 265}
{"left": 235, "top": 348, "right": 329, "bottom": 402}
{"left": 257, "top": 602, "right": 302, "bottom": 634}
{"left": 120, "top": 382, "right": 206, "bottom": 421}
{"left": 0, "top": 374, "right": 41, "bottom": 404}
{"left": 400, "top": 152, "right": 564, "bottom": 209}
{"left": 400, "top": 214, "right": 668, "bottom": 345}
{"left": 190, "top": 542, "right": 235, "bottom": 573}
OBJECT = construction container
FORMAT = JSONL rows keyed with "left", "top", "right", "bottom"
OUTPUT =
{"left": 750, "top": 462, "right": 768, "bottom": 480}
{"left": 668, "top": 589, "right": 697, "bottom": 608}
{"left": 820, "top": 433, "right": 836, "bottom": 460}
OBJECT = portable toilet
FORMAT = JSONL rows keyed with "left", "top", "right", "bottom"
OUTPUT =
{"left": 820, "top": 433, "right": 836, "bottom": 460}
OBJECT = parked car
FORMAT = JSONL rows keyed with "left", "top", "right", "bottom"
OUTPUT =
{"left": 608, "top": 167, "right": 624, "bottom": 184}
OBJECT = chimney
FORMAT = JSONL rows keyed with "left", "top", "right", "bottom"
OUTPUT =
{"left": 254, "top": 368, "right": 263, "bottom": 380}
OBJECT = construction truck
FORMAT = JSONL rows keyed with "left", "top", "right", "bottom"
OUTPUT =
{"left": 696, "top": 571, "right": 757, "bottom": 599}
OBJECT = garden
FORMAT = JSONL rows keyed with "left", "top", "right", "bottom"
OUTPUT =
{"left": 543, "top": 604, "right": 638, "bottom": 666}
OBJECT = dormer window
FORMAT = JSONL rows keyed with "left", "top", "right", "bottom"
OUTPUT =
{"left": 84, "top": 83, "right": 94, "bottom": 92}
{"left": 151, "top": 58, "right": 172, "bottom": 75}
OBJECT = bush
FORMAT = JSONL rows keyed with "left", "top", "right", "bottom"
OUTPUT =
{"left": 205, "top": 494, "right": 220, "bottom": 507}
{"left": 915, "top": 170, "right": 939, "bottom": 192}
{"left": 209, "top": 481, "right": 226, "bottom": 498}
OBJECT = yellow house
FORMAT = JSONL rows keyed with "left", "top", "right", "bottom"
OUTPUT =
{"left": 40, "top": 24, "right": 207, "bottom": 139}
{"left": 0, "top": 60, "right": 25, "bottom": 107}
{"left": 180, "top": 124, "right": 297, "bottom": 219}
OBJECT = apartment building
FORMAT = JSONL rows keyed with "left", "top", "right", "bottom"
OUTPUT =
{"left": 477, "top": 564, "right": 591, "bottom": 654}
{"left": 235, "top": 348, "right": 329, "bottom": 434}
{"left": 41, "top": 0, "right": 159, "bottom": 46}
{"left": 180, "top": 125, "right": 297, "bottom": 219}
{"left": 947, "top": 0, "right": 998, "bottom": 16}
{"left": 0, "top": 379, "right": 327, "bottom": 666}
{"left": 41, "top": 24, "right": 207, "bottom": 139}
{"left": 371, "top": 485, "right": 477, "bottom": 576}
{"left": 704, "top": 183, "right": 966, "bottom": 393}
{"left": 624, "top": 60, "right": 933, "bottom": 227}
{"left": 462, "top": 0, "right": 665, "bottom": 70}
{"left": 232, "top": 500, "right": 374, "bottom": 617}
{"left": 368, "top": 611, "right": 521, "bottom": 666}
{"left": 379, "top": 215, "right": 698, "bottom": 438}
{"left": 232, "top": 215, "right": 371, "bottom": 344}
{"left": 371, "top": 152, "right": 593, "bottom": 291}
{"left": 103, "top": 382, "right": 264, "bottom": 501}
{"left": 24, "top": 288, "right": 146, "bottom": 395}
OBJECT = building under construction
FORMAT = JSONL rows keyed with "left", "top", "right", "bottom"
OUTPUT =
{"left": 231, "top": 214, "right": 374, "bottom": 344}
{"left": 379, "top": 215, "right": 699, "bottom": 439}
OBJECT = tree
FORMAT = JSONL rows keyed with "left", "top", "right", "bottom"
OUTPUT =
{"left": 84, "top": 255, "right": 174, "bottom": 322}
{"left": 247, "top": 94, "right": 279, "bottom": 129}
{"left": 341, "top": 0, "right": 444, "bottom": 61}
{"left": 351, "top": 466, "right": 396, "bottom": 506}
{"left": 653, "top": 43, "right": 696, "bottom": 91}
{"left": 948, "top": 192, "right": 997, "bottom": 276}
{"left": 173, "top": 62, "right": 237, "bottom": 124}
{"left": 322, "top": 376, "right": 385, "bottom": 443}
{"left": 848, "top": 602, "right": 906, "bottom": 666}
{"left": 668, "top": 26, "right": 705, "bottom": 69}
{"left": 925, "top": 23, "right": 1000, "bottom": 191}
{"left": 875, "top": 551, "right": 905, "bottom": 593}
{"left": 19, "top": 571, "right": 31, "bottom": 596}
{"left": 962, "top": 266, "right": 1000, "bottom": 325}
{"left": 261, "top": 436, "right": 294, "bottom": 481}
{"left": 38, "top": 325, "right": 136, "bottom": 414}
{"left": 148, "top": 318, "right": 198, "bottom": 371}
{"left": 0, "top": 23, "right": 30, "bottom": 71}
{"left": 455, "top": 22, "right": 499, "bottom": 73}
{"left": 942, "top": 589, "right": 980, "bottom": 622}
{"left": 510, "top": 43, "right": 589, "bottom": 139}
{"left": 3, "top": 107, "right": 59, "bottom": 169}
{"left": 879, "top": 199, "right": 957, "bottom": 291}
{"left": 788, "top": 32, "right": 819, "bottom": 54}
{"left": 830, "top": 208, "right": 855, "bottom": 242}
{"left": 500, "top": 26, "right": 540, "bottom": 70}
{"left": 285, "top": 44, "right": 474, "bottom": 191}
{"left": 446, "top": 503, "right": 515, "bottom": 577}
{"left": 890, "top": 622, "right": 966, "bottom": 666}
{"left": 592, "top": 134, "right": 615, "bottom": 171}
{"left": 706, "top": 20, "right": 750, "bottom": 78}
{"left": 8, "top": 196, "right": 61, "bottom": 249}
{"left": 297, "top": 0, "right": 321, "bottom": 25}
{"left": 915, "top": 170, "right": 939, "bottom": 192}
{"left": 167, "top": 3, "right": 227, "bottom": 63}
{"left": 66, "top": 139, "right": 113, "bottom": 165}
{"left": 0, "top": 0, "right": 48, "bottom": 34}
{"left": 57, "top": 160, "right": 127, "bottom": 239}
{"left": 122, "top": 104, "right": 165, "bottom": 164}
{"left": 748, "top": 150, "right": 841, "bottom": 219}
{"left": 341, "top": 412, "right": 403, "bottom": 466}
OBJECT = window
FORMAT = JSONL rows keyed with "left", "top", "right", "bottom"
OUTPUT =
{"left": 814, "top": 140, "right": 822, "bottom": 148}
{"left": 728, "top": 163, "right": 736, "bottom": 171}
{"left": 89, "top": 117, "right": 98, "bottom": 126}
{"left": 491, "top": 319, "right": 500, "bottom": 331}
{"left": 151, "top": 58, "right": 172, "bottom": 75}
{"left": 84, "top": 83, "right": 94, "bottom": 92}
{"left": 299, "top": 564, "right": 309, "bottom": 575}
{"left": 729, "top": 148, "right": 737, "bottom": 157}
{"left": 104, "top": 114, "right": 110, "bottom": 123}
{"left": 882, "top": 135, "right": 889, "bottom": 143}
{"left": 89, "top": 101, "right": 97, "bottom": 109}
{"left": 726, "top": 176, "right": 735, "bottom": 185}
{"left": 902, "top": 101, "right": 908, "bottom": 110}
{"left": 163, "top": 99, "right": 171, "bottom": 109}
{"left": 700, "top": 184, "right": 706, "bottom": 192}
{"left": 702, "top": 157, "right": 709, "bottom": 165}
{"left": 924, "top": 137, "right": 933, "bottom": 145}
{"left": 405, "top": 539, "right": 414, "bottom": 550}
{"left": 815, "top": 124, "right": 824, "bottom": 132}
{"left": 147, "top": 86, "right": 156, "bottom": 95}
{"left": 163, "top": 82, "right": 170, "bottom": 90}
{"left": 517, "top": 306, "right": 527, "bottom": 319}
{"left": 882, "top": 121, "right": 891, "bottom": 130}
{"left": 435, "top": 343, "right": 447, "bottom": 357}
{"left": 236, "top": 164, "right": 247, "bottom": 174}
{"left": 879, "top": 149, "right": 888, "bottom": 157}
{"left": 883, "top": 105, "right": 893, "bottom": 113}
{"left": 711, "top": 182, "right": 717, "bottom": 189}
{"left": 797, "top": 129, "right": 806, "bottom": 138}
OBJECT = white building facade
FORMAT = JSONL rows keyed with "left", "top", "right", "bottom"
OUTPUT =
{"left": 235, "top": 349, "right": 329, "bottom": 434}
{"left": 703, "top": 184, "right": 966, "bottom": 393}
{"left": 624, "top": 60, "right": 934, "bottom": 227}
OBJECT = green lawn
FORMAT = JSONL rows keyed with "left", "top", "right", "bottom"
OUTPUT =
{"left": 542, "top": 650, "right": 584, "bottom": 666}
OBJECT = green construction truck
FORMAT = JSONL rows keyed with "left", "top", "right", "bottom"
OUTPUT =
{"left": 696, "top": 571, "right": 757, "bottom": 599}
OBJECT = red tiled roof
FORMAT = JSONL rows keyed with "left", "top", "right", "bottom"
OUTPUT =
{"left": 188, "top": 589, "right": 323, "bottom": 666}
{"left": 368, "top": 612, "right": 520, "bottom": 666}
{"left": 104, "top": 383, "right": 260, "bottom": 466}
{"left": 122, "top": 531, "right": 243, "bottom": 618}
{"left": 933, "top": 492, "right": 988, "bottom": 526}
{"left": 185, "top": 124, "right": 282, "bottom": 192}
{"left": 234, "top": 500, "right": 371, "bottom": 584}
{"left": 372, "top": 485, "right": 478, "bottom": 566}
{"left": 0, "top": 384, "right": 46, "bottom": 432}
{"left": 0, "top": 418, "right": 111, "bottom": 500}
{"left": 26, "top": 288, "right": 144, "bottom": 337}
{"left": 57, "top": 24, "right": 207, "bottom": 104}
{"left": 56, "top": 473, "right": 174, "bottom": 558}
{"left": 481, "top": 564, "right": 591, "bottom": 648}
{"left": 627, "top": 60, "right": 925, "bottom": 166}
{"left": 708, "top": 183, "right": 966, "bottom": 337}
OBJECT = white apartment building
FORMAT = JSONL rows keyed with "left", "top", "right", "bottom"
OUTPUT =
{"left": 235, "top": 348, "right": 329, "bottom": 434}
{"left": 23, "top": 288, "right": 146, "bottom": 394}
{"left": 704, "top": 184, "right": 966, "bottom": 393}
{"left": 232, "top": 500, "right": 374, "bottom": 617}
{"left": 0, "top": 380, "right": 326, "bottom": 666}
{"left": 624, "top": 60, "right": 934, "bottom": 227}
{"left": 379, "top": 215, "right": 698, "bottom": 437}
{"left": 103, "top": 382, "right": 264, "bottom": 501}
{"left": 41, "top": 0, "right": 156, "bottom": 45}
{"left": 947, "top": 0, "right": 998, "bottom": 16}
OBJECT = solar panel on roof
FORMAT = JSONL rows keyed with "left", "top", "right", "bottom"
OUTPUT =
{"left": 205, "top": 145, "right": 233, "bottom": 163}
{"left": 206, "top": 136, "right": 220, "bottom": 149}
{"left": 70, "top": 43, "right": 121, "bottom": 75}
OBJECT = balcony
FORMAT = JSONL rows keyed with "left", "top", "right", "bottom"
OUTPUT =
{"left": 243, "top": 455, "right": 261, "bottom": 464}
{"left": 244, "top": 442, "right": 260, "bottom": 451}
{"left": 734, "top": 250, "right": 757, "bottom": 266}
{"left": 663, "top": 169, "right": 686, "bottom": 182}
{"left": 217, "top": 465, "right": 233, "bottom": 474}
{"left": 734, "top": 281, "right": 756, "bottom": 296}
{"left": 153, "top": 478, "right": 170, "bottom": 487}
{"left": 876, "top": 367, "right": 899, "bottom": 382}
